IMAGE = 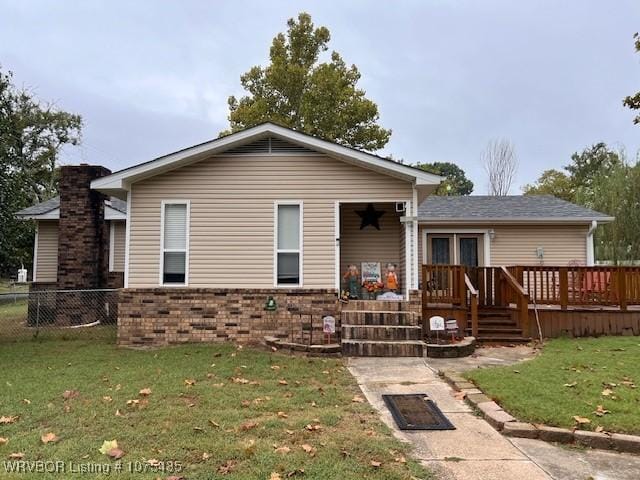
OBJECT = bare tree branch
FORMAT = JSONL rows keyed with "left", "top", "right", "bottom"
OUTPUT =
{"left": 482, "top": 138, "right": 518, "bottom": 196}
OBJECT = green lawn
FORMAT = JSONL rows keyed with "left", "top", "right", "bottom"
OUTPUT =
{"left": 467, "top": 336, "right": 640, "bottom": 434}
{"left": 0, "top": 279, "right": 28, "bottom": 294}
{"left": 0, "top": 342, "right": 431, "bottom": 479}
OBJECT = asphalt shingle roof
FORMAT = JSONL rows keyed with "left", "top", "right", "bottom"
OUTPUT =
{"left": 16, "top": 196, "right": 127, "bottom": 217}
{"left": 418, "top": 195, "right": 613, "bottom": 222}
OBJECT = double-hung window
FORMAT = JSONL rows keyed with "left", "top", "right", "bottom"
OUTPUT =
{"left": 161, "top": 201, "right": 189, "bottom": 285}
{"left": 275, "top": 202, "right": 302, "bottom": 286}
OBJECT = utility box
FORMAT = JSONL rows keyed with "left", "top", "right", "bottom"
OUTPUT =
{"left": 17, "top": 268, "right": 27, "bottom": 283}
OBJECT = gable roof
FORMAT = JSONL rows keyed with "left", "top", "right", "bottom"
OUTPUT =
{"left": 418, "top": 195, "right": 614, "bottom": 224}
{"left": 90, "top": 122, "right": 442, "bottom": 195}
{"left": 16, "top": 196, "right": 127, "bottom": 219}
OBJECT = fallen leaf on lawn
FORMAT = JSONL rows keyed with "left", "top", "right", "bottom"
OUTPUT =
{"left": 9, "top": 453, "right": 24, "bottom": 460}
{"left": 563, "top": 382, "right": 577, "bottom": 388}
{"left": 103, "top": 396, "right": 113, "bottom": 403}
{"left": 278, "top": 380, "right": 288, "bottom": 386}
{"left": 274, "top": 445, "right": 291, "bottom": 454}
{"left": 41, "top": 433, "right": 59, "bottom": 444}
{"left": 594, "top": 405, "right": 610, "bottom": 416}
{"left": 513, "top": 370, "right": 520, "bottom": 374}
{"left": 62, "top": 390, "right": 79, "bottom": 400}
{"left": 595, "top": 426, "right": 604, "bottom": 433}
{"left": 286, "top": 469, "right": 305, "bottom": 477}
{"left": 0, "top": 416, "right": 18, "bottom": 424}
{"left": 269, "top": 473, "right": 282, "bottom": 480}
{"left": 232, "top": 377, "right": 249, "bottom": 384}
{"left": 114, "top": 384, "right": 121, "bottom": 391}
{"left": 301, "top": 444, "right": 316, "bottom": 455}
{"left": 305, "top": 424, "right": 322, "bottom": 431}
{"left": 217, "top": 459, "right": 237, "bottom": 475}
{"left": 352, "top": 395, "right": 365, "bottom": 403}
{"left": 209, "top": 420, "right": 220, "bottom": 428}
{"left": 241, "top": 400, "right": 251, "bottom": 408}
{"left": 193, "top": 427, "right": 205, "bottom": 433}
{"left": 370, "top": 460, "right": 382, "bottom": 468}
{"left": 322, "top": 370, "right": 330, "bottom": 375}
{"left": 115, "top": 409, "right": 123, "bottom": 417}
{"left": 107, "top": 448, "right": 125, "bottom": 459}
{"left": 394, "top": 455, "right": 406, "bottom": 463}
{"left": 202, "top": 452, "right": 210, "bottom": 460}
{"left": 126, "top": 399, "right": 140, "bottom": 406}
{"left": 271, "top": 347, "right": 278, "bottom": 352}
{"left": 22, "top": 399, "right": 31, "bottom": 405}
{"left": 285, "top": 429, "right": 294, "bottom": 435}
{"left": 0, "top": 438, "right": 7, "bottom": 445}
{"left": 166, "top": 476, "right": 185, "bottom": 480}
{"left": 341, "top": 450, "right": 350, "bottom": 457}
{"left": 277, "top": 411, "right": 288, "bottom": 418}
{"left": 139, "top": 388, "right": 152, "bottom": 396}
{"left": 573, "top": 416, "right": 591, "bottom": 425}
{"left": 271, "top": 365, "right": 280, "bottom": 370}
{"left": 240, "top": 421, "right": 258, "bottom": 431}
{"left": 99, "top": 440, "right": 119, "bottom": 455}
{"left": 146, "top": 458, "right": 160, "bottom": 467}
{"left": 184, "top": 379, "right": 196, "bottom": 386}
{"left": 212, "top": 383, "right": 225, "bottom": 387}
{"left": 310, "top": 401, "right": 317, "bottom": 407}
{"left": 601, "top": 388, "right": 614, "bottom": 396}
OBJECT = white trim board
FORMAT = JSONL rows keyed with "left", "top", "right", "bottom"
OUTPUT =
{"left": 108, "top": 221, "right": 115, "bottom": 272}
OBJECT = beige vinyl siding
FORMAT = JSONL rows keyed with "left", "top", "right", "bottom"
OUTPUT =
{"left": 489, "top": 225, "right": 588, "bottom": 265}
{"left": 128, "top": 155, "right": 412, "bottom": 288}
{"left": 339, "top": 203, "right": 402, "bottom": 289}
{"left": 110, "top": 221, "right": 126, "bottom": 272}
{"left": 418, "top": 224, "right": 588, "bottom": 267}
{"left": 35, "top": 221, "right": 58, "bottom": 282}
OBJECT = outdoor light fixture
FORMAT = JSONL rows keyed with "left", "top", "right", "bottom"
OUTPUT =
{"left": 488, "top": 229, "right": 496, "bottom": 240}
{"left": 264, "top": 296, "right": 277, "bottom": 311}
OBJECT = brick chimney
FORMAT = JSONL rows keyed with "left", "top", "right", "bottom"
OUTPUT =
{"left": 56, "top": 165, "right": 112, "bottom": 289}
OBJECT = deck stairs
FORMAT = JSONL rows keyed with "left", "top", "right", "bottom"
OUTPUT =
{"left": 341, "top": 300, "right": 426, "bottom": 356}
{"left": 466, "top": 307, "right": 531, "bottom": 344}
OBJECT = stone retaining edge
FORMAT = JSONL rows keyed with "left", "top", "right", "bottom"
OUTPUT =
{"left": 439, "top": 370, "right": 640, "bottom": 455}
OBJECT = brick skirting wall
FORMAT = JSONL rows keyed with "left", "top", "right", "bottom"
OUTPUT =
{"left": 117, "top": 288, "right": 341, "bottom": 347}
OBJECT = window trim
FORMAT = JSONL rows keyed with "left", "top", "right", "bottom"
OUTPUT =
{"left": 109, "top": 221, "right": 115, "bottom": 272}
{"left": 159, "top": 200, "right": 190, "bottom": 287}
{"left": 273, "top": 200, "right": 303, "bottom": 287}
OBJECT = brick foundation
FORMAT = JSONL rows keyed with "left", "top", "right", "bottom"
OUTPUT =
{"left": 117, "top": 288, "right": 341, "bottom": 347}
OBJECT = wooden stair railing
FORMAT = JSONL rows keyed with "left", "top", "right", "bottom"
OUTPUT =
{"left": 499, "top": 266, "right": 530, "bottom": 336}
{"left": 464, "top": 273, "right": 479, "bottom": 337}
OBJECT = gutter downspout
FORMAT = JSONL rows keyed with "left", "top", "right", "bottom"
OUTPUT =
{"left": 586, "top": 220, "right": 597, "bottom": 266}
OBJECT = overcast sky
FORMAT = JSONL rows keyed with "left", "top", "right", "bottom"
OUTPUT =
{"left": 1, "top": 0, "right": 639, "bottom": 193}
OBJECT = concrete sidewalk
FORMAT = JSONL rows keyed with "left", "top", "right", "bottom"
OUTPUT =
{"left": 347, "top": 357, "right": 640, "bottom": 480}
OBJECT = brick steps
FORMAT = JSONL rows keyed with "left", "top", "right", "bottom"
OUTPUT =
{"left": 340, "top": 301, "right": 425, "bottom": 356}
{"left": 341, "top": 339, "right": 426, "bottom": 357}
{"left": 342, "top": 324, "right": 422, "bottom": 341}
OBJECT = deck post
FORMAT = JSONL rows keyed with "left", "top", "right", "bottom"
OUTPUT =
{"left": 559, "top": 267, "right": 568, "bottom": 310}
{"left": 618, "top": 268, "right": 627, "bottom": 311}
{"left": 470, "top": 294, "right": 479, "bottom": 338}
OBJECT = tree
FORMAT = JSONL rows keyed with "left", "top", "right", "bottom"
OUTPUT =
{"left": 0, "top": 67, "right": 82, "bottom": 276}
{"left": 223, "top": 12, "right": 391, "bottom": 151}
{"left": 416, "top": 161, "right": 473, "bottom": 195}
{"left": 623, "top": 32, "right": 640, "bottom": 125}
{"left": 482, "top": 139, "right": 518, "bottom": 196}
{"left": 522, "top": 169, "right": 574, "bottom": 201}
{"left": 566, "top": 143, "right": 621, "bottom": 206}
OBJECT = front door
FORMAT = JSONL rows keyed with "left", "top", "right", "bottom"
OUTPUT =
{"left": 459, "top": 237, "right": 478, "bottom": 267}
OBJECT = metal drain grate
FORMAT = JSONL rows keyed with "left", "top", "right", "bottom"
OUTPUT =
{"left": 382, "top": 394, "right": 455, "bottom": 430}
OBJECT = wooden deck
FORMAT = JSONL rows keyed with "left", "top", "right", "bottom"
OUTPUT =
{"left": 422, "top": 264, "right": 640, "bottom": 343}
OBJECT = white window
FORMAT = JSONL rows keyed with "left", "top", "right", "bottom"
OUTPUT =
{"left": 160, "top": 201, "right": 190, "bottom": 285}
{"left": 275, "top": 202, "right": 303, "bottom": 286}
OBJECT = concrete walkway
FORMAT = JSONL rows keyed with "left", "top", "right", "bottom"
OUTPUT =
{"left": 347, "top": 356, "right": 640, "bottom": 480}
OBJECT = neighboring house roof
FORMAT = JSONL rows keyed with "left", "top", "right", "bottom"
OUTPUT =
{"left": 16, "top": 196, "right": 127, "bottom": 220}
{"left": 418, "top": 195, "right": 614, "bottom": 224}
{"left": 90, "top": 122, "right": 443, "bottom": 195}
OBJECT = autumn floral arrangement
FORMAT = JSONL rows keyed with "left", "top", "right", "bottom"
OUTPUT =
{"left": 362, "top": 279, "right": 384, "bottom": 293}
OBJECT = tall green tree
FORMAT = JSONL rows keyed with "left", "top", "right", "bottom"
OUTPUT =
{"left": 566, "top": 143, "right": 621, "bottom": 207}
{"left": 623, "top": 32, "right": 640, "bottom": 125}
{"left": 522, "top": 169, "right": 574, "bottom": 201}
{"left": 223, "top": 12, "right": 391, "bottom": 151}
{"left": 0, "top": 67, "right": 82, "bottom": 276}
{"left": 416, "top": 161, "right": 473, "bottom": 195}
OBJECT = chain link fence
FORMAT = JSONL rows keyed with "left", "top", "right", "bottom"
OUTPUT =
{"left": 0, "top": 288, "right": 118, "bottom": 342}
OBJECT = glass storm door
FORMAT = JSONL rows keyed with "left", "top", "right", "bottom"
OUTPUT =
{"left": 459, "top": 237, "right": 478, "bottom": 267}
{"left": 431, "top": 237, "right": 450, "bottom": 264}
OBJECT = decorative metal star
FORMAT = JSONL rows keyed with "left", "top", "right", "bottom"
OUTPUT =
{"left": 356, "top": 203, "right": 385, "bottom": 230}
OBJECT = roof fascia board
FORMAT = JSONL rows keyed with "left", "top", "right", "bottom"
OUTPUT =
{"left": 105, "top": 205, "right": 127, "bottom": 220}
{"left": 17, "top": 208, "right": 60, "bottom": 220}
{"left": 91, "top": 123, "right": 442, "bottom": 191}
